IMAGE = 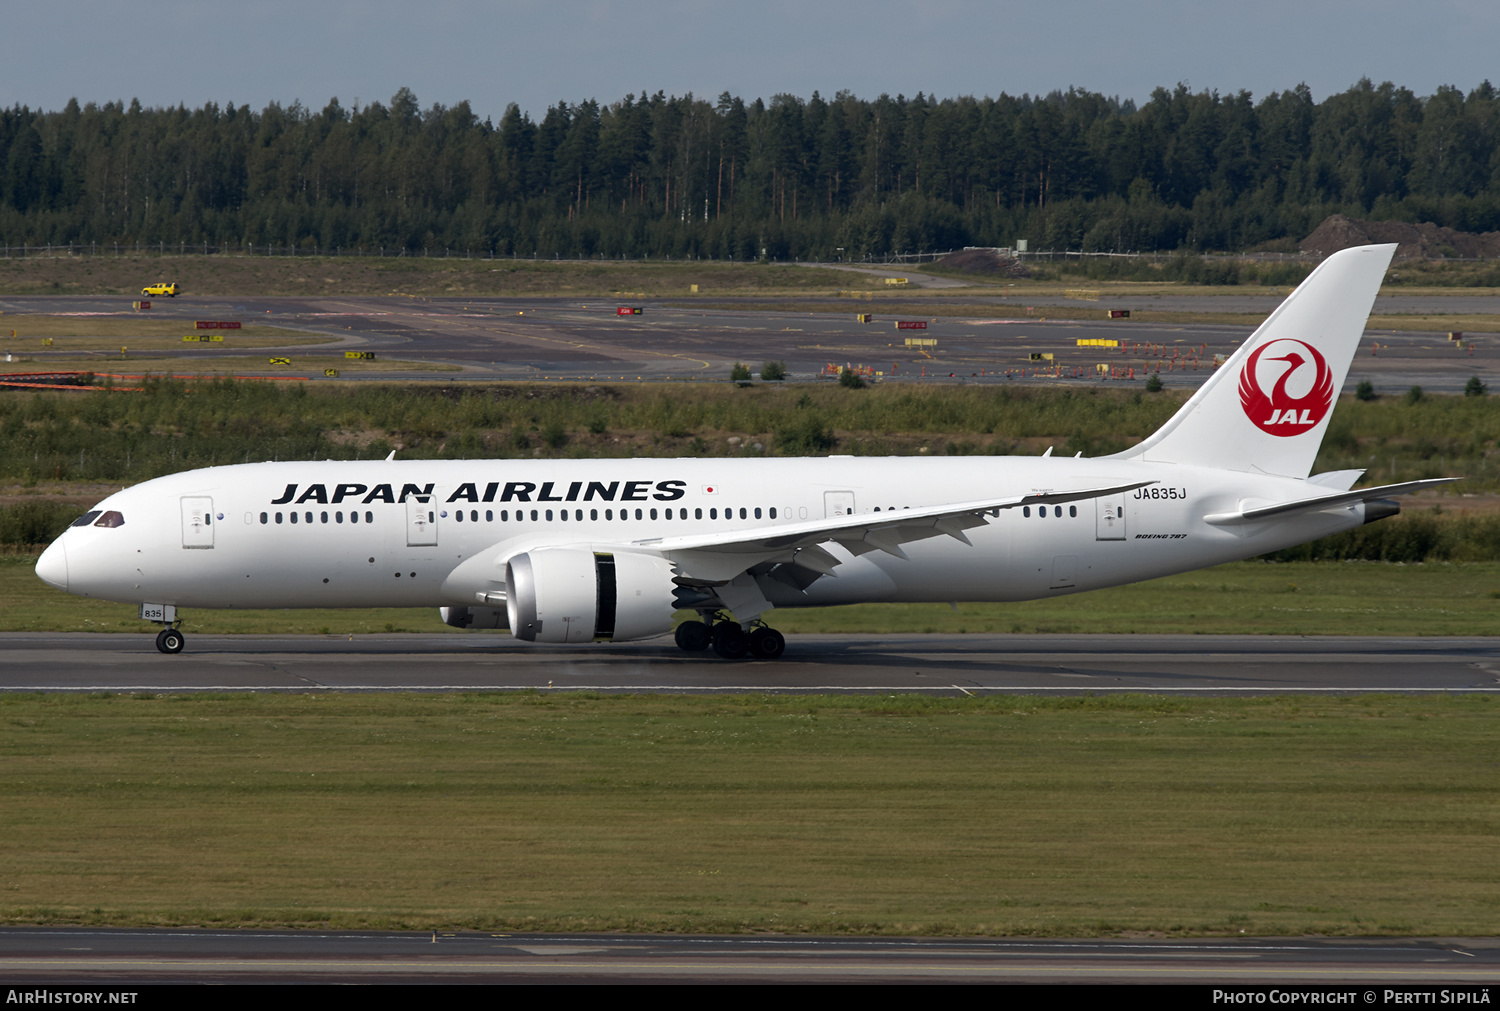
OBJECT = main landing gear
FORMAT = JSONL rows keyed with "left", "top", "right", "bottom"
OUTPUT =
{"left": 674, "top": 616, "right": 785, "bottom": 660}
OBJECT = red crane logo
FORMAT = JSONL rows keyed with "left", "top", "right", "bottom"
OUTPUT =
{"left": 1238, "top": 338, "right": 1334, "bottom": 437}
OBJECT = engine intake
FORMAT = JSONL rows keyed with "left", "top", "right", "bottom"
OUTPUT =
{"left": 505, "top": 549, "right": 677, "bottom": 643}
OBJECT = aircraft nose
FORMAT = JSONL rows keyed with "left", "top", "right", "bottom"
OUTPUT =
{"left": 35, "top": 538, "right": 68, "bottom": 591}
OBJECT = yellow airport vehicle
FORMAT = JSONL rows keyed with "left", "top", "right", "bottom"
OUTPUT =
{"left": 857, "top": 313, "right": 873, "bottom": 324}
{"left": 884, "top": 277, "right": 909, "bottom": 286}
{"left": 1077, "top": 338, "right": 1119, "bottom": 347}
{"left": 345, "top": 350, "right": 377, "bottom": 360}
{"left": 141, "top": 282, "right": 179, "bottom": 297}
{"left": 1030, "top": 352, "right": 1054, "bottom": 361}
{"left": 324, "top": 368, "right": 340, "bottom": 378}
{"left": 903, "top": 337, "right": 937, "bottom": 347}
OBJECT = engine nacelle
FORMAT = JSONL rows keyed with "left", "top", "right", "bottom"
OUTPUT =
{"left": 505, "top": 548, "right": 677, "bottom": 643}
{"left": 439, "top": 606, "right": 509, "bottom": 630}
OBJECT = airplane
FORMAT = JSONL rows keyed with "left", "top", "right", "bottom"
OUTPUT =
{"left": 34, "top": 243, "right": 1454, "bottom": 660}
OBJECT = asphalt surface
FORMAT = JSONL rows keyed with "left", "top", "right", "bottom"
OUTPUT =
{"left": 0, "top": 928, "right": 1496, "bottom": 983}
{"left": 1, "top": 291, "right": 1495, "bottom": 394}
{"left": 4, "top": 632, "right": 1498, "bottom": 694}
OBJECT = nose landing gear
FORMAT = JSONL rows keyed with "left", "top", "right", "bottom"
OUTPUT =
{"left": 140, "top": 602, "right": 185, "bottom": 654}
{"left": 155, "top": 627, "right": 185, "bottom": 654}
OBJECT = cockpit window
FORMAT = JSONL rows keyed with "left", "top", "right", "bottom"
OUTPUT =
{"left": 93, "top": 511, "right": 125, "bottom": 528}
{"left": 71, "top": 511, "right": 102, "bottom": 527}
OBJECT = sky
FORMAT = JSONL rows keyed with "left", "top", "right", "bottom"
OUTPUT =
{"left": 6, "top": 1, "right": 1497, "bottom": 121}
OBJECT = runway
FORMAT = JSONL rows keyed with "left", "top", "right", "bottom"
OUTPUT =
{"left": 0, "top": 928, "right": 1496, "bottom": 983}
{"left": 4, "top": 632, "right": 1498, "bottom": 694}
{"left": 2, "top": 290, "right": 1494, "bottom": 394}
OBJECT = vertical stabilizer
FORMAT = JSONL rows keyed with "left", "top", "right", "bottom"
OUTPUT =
{"left": 1108, "top": 243, "right": 1396, "bottom": 477}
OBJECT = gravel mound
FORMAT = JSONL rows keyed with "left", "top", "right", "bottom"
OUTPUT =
{"left": 934, "top": 247, "right": 1032, "bottom": 277}
{"left": 1300, "top": 214, "right": 1500, "bottom": 259}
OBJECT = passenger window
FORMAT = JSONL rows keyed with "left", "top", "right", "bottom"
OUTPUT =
{"left": 486, "top": 510, "right": 493, "bottom": 522}
{"left": 605, "top": 509, "right": 613, "bottom": 520}
{"left": 546, "top": 509, "right": 554, "bottom": 521}
{"left": 305, "top": 512, "right": 313, "bottom": 523}
{"left": 72, "top": 511, "right": 102, "bottom": 527}
{"left": 665, "top": 508, "right": 672, "bottom": 519}
{"left": 696, "top": 508, "right": 703, "bottom": 519}
{"left": 1069, "top": 506, "right": 1077, "bottom": 517}
{"left": 291, "top": 512, "right": 299, "bottom": 524}
{"left": 754, "top": 507, "right": 761, "bottom": 519}
{"left": 739, "top": 508, "right": 747, "bottom": 519}
{"left": 650, "top": 508, "right": 658, "bottom": 520}
{"left": 260, "top": 512, "right": 268, "bottom": 524}
{"left": 94, "top": 511, "right": 125, "bottom": 528}
{"left": 710, "top": 508, "right": 717, "bottom": 519}
{"left": 1022, "top": 506, "right": 1030, "bottom": 518}
{"left": 320, "top": 511, "right": 328, "bottom": 523}
{"left": 336, "top": 511, "right": 343, "bottom": 523}
{"left": 456, "top": 511, "right": 464, "bottom": 523}
{"left": 558, "top": 510, "right": 566, "bottom": 522}
{"left": 591, "top": 509, "right": 598, "bottom": 521}
{"left": 635, "top": 508, "right": 643, "bottom": 520}
{"left": 276, "top": 512, "right": 283, "bottom": 524}
{"left": 530, "top": 509, "right": 538, "bottom": 521}
{"left": 471, "top": 510, "right": 478, "bottom": 522}
{"left": 365, "top": 511, "right": 373, "bottom": 523}
{"left": 769, "top": 507, "right": 777, "bottom": 519}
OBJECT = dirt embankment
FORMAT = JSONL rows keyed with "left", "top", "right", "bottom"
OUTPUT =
{"left": 1301, "top": 214, "right": 1500, "bottom": 259}
{"left": 931, "top": 248, "right": 1032, "bottom": 277}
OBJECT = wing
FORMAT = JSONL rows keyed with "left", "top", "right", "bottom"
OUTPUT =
{"left": 632, "top": 479, "right": 1157, "bottom": 586}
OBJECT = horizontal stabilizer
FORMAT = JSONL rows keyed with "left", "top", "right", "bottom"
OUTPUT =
{"left": 1203, "top": 478, "right": 1459, "bottom": 525}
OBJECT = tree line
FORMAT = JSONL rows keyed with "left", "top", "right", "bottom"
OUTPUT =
{"left": 2, "top": 80, "right": 1498, "bottom": 260}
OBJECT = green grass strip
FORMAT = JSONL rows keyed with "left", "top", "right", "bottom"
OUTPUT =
{"left": 0, "top": 692, "right": 1496, "bottom": 936}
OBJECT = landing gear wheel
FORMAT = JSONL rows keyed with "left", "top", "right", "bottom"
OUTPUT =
{"left": 674, "top": 620, "right": 711, "bottom": 651}
{"left": 711, "top": 621, "right": 748, "bottom": 659}
{"left": 748, "top": 627, "right": 785, "bottom": 660}
{"left": 155, "top": 628, "right": 185, "bottom": 654}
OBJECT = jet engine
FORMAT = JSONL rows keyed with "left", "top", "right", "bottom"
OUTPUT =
{"left": 505, "top": 548, "right": 678, "bottom": 643}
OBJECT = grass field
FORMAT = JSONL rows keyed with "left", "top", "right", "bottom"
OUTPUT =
{"left": 0, "top": 315, "right": 318, "bottom": 339}
{"left": 3, "top": 554, "right": 1496, "bottom": 636}
{"left": 670, "top": 300, "right": 1500, "bottom": 335}
{"left": 0, "top": 691, "right": 1495, "bottom": 935}
{"left": 1, "top": 355, "right": 460, "bottom": 376}
{"left": 0, "top": 254, "right": 854, "bottom": 298}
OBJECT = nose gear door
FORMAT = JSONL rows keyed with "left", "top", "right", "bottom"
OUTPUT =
{"left": 181, "top": 497, "right": 214, "bottom": 548}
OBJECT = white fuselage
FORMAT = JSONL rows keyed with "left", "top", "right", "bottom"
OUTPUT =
{"left": 38, "top": 456, "right": 1366, "bottom": 615}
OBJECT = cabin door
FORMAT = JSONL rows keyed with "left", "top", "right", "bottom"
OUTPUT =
{"left": 406, "top": 497, "right": 438, "bottom": 546}
{"left": 181, "top": 497, "right": 214, "bottom": 549}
